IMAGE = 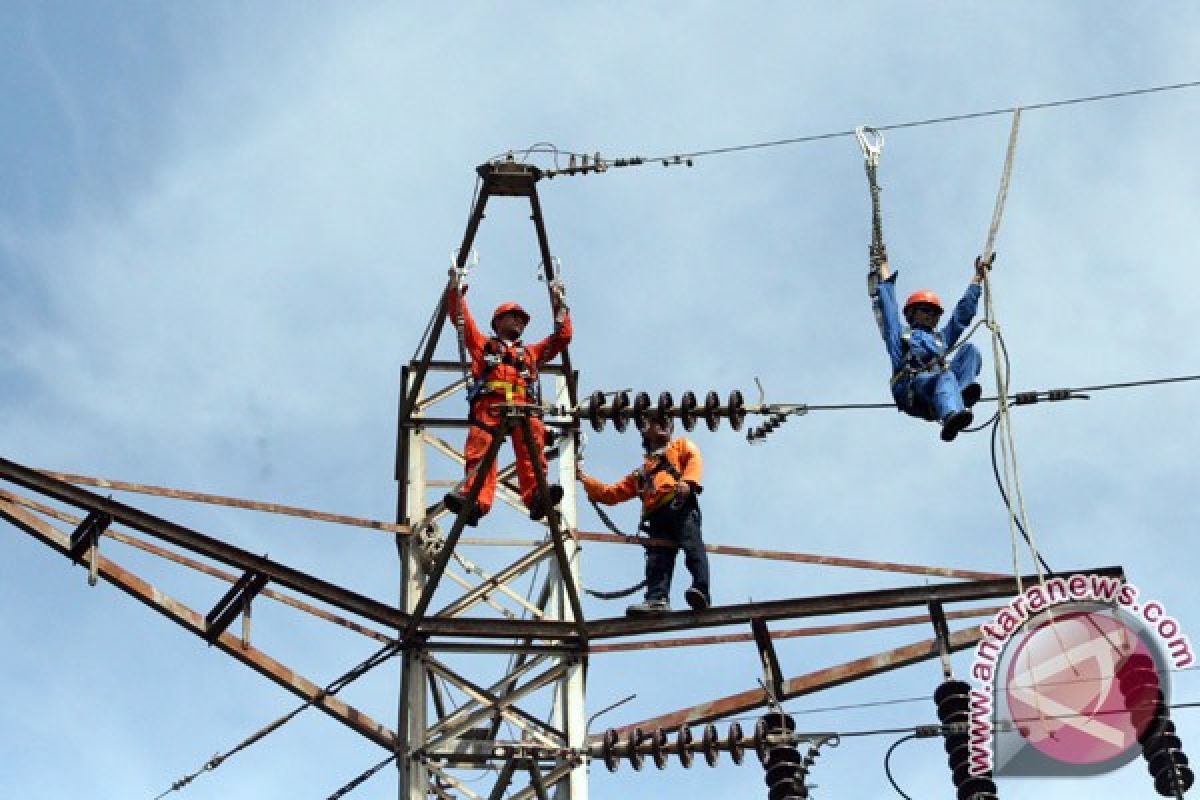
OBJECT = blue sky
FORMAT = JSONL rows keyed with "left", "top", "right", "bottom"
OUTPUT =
{"left": 2, "top": 3, "right": 1199, "bottom": 799}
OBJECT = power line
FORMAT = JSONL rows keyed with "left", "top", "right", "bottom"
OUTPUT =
{"left": 708, "top": 664, "right": 1200, "bottom": 724}
{"left": 629, "top": 79, "right": 1200, "bottom": 167}
{"left": 151, "top": 641, "right": 400, "bottom": 799}
{"left": 800, "top": 372, "right": 1200, "bottom": 413}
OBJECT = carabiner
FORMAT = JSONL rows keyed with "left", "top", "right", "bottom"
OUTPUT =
{"left": 450, "top": 247, "right": 479, "bottom": 281}
{"left": 855, "top": 125, "right": 884, "bottom": 168}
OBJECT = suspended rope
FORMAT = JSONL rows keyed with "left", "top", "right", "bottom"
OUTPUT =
{"left": 574, "top": 436, "right": 648, "bottom": 600}
{"left": 976, "top": 108, "right": 1050, "bottom": 593}
{"left": 582, "top": 489, "right": 648, "bottom": 600}
{"left": 975, "top": 114, "right": 1086, "bottom": 688}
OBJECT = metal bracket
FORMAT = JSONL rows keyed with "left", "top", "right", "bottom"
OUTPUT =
{"left": 927, "top": 599, "right": 953, "bottom": 679}
{"left": 478, "top": 160, "right": 542, "bottom": 197}
{"left": 68, "top": 510, "right": 111, "bottom": 563}
{"left": 205, "top": 570, "right": 269, "bottom": 644}
{"left": 751, "top": 618, "right": 785, "bottom": 707}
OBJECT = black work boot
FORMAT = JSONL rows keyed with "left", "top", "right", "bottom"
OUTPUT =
{"left": 443, "top": 492, "right": 481, "bottom": 527}
{"left": 626, "top": 598, "right": 670, "bottom": 616}
{"left": 685, "top": 587, "right": 711, "bottom": 611}
{"left": 940, "top": 410, "right": 974, "bottom": 442}
{"left": 528, "top": 484, "right": 564, "bottom": 521}
{"left": 961, "top": 383, "right": 983, "bottom": 408}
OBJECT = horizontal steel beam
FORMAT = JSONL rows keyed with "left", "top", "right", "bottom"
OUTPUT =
{"left": 409, "top": 568, "right": 1122, "bottom": 642}
{"left": 583, "top": 567, "right": 1124, "bottom": 640}
{"left": 589, "top": 605, "right": 1005, "bottom": 654}
{"left": 0, "top": 455, "right": 410, "bottom": 632}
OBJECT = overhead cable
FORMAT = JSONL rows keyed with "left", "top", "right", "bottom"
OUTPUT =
{"left": 630, "top": 79, "right": 1200, "bottom": 168}
{"left": 151, "top": 641, "right": 400, "bottom": 799}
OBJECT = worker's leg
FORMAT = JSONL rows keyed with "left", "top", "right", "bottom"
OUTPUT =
{"left": 950, "top": 343, "right": 982, "bottom": 391}
{"left": 462, "top": 402, "right": 501, "bottom": 517}
{"left": 893, "top": 380, "right": 935, "bottom": 421}
{"left": 676, "top": 501, "right": 710, "bottom": 601}
{"left": 510, "top": 414, "right": 547, "bottom": 509}
{"left": 641, "top": 513, "right": 678, "bottom": 604}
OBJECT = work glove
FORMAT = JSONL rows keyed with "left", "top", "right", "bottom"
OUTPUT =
{"left": 974, "top": 252, "right": 996, "bottom": 281}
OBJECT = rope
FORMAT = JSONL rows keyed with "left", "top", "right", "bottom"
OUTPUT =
{"left": 979, "top": 108, "right": 1045, "bottom": 593}
{"left": 582, "top": 496, "right": 647, "bottom": 600}
{"left": 151, "top": 641, "right": 400, "bottom": 799}
{"left": 978, "top": 111, "right": 1083, "bottom": 694}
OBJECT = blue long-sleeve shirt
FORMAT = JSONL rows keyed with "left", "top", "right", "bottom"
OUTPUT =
{"left": 875, "top": 274, "right": 982, "bottom": 374}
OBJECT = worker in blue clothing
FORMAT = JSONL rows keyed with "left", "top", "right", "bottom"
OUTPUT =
{"left": 872, "top": 253, "right": 994, "bottom": 441}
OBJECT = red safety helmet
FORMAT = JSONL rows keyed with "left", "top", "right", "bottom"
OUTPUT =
{"left": 491, "top": 301, "right": 531, "bottom": 331}
{"left": 903, "top": 289, "right": 943, "bottom": 315}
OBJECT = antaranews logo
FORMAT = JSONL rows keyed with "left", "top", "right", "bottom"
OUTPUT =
{"left": 967, "top": 574, "right": 1193, "bottom": 780}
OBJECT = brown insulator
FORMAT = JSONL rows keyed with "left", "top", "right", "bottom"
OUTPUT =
{"left": 632, "top": 391, "right": 653, "bottom": 432}
{"left": 657, "top": 391, "right": 675, "bottom": 422}
{"left": 611, "top": 391, "right": 631, "bottom": 433}
{"left": 727, "top": 389, "right": 747, "bottom": 431}
{"left": 679, "top": 390, "right": 699, "bottom": 431}
{"left": 676, "top": 723, "right": 695, "bottom": 768}
{"left": 703, "top": 390, "right": 722, "bottom": 432}
{"left": 587, "top": 390, "right": 607, "bottom": 432}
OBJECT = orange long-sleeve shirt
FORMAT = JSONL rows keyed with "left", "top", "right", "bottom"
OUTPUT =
{"left": 446, "top": 287, "right": 573, "bottom": 386}
{"left": 581, "top": 438, "right": 703, "bottom": 514}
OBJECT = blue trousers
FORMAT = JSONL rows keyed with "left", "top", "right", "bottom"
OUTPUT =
{"left": 641, "top": 497, "right": 710, "bottom": 604}
{"left": 895, "top": 343, "right": 982, "bottom": 422}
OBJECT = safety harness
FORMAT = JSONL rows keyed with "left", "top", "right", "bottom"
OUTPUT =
{"left": 636, "top": 449, "right": 703, "bottom": 525}
{"left": 467, "top": 338, "right": 542, "bottom": 405}
{"left": 890, "top": 326, "right": 948, "bottom": 417}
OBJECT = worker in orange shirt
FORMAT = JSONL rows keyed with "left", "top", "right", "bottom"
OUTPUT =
{"left": 578, "top": 411, "right": 710, "bottom": 615}
{"left": 443, "top": 274, "right": 572, "bottom": 525}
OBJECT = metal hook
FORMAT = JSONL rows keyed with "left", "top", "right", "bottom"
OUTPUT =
{"left": 538, "top": 256, "right": 564, "bottom": 284}
{"left": 855, "top": 125, "right": 884, "bottom": 167}
{"left": 754, "top": 377, "right": 766, "bottom": 408}
{"left": 450, "top": 247, "right": 479, "bottom": 280}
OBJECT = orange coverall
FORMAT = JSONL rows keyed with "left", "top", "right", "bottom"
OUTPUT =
{"left": 580, "top": 438, "right": 704, "bottom": 515}
{"left": 447, "top": 288, "right": 573, "bottom": 516}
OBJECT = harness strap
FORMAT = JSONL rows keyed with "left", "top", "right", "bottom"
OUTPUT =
{"left": 467, "top": 338, "right": 541, "bottom": 404}
{"left": 891, "top": 326, "right": 948, "bottom": 386}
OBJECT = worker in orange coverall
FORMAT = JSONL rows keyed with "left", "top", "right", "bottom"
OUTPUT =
{"left": 578, "top": 412, "right": 710, "bottom": 615}
{"left": 443, "top": 274, "right": 572, "bottom": 526}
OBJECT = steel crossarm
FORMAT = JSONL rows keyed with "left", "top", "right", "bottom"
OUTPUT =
{"left": 0, "top": 497, "right": 399, "bottom": 750}
{"left": 0, "top": 455, "right": 409, "bottom": 631}
{"left": 583, "top": 567, "right": 1125, "bottom": 640}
